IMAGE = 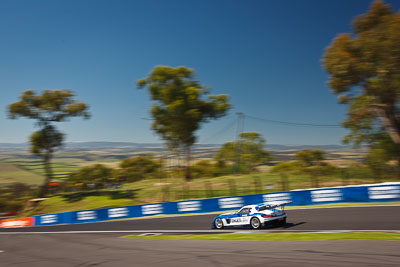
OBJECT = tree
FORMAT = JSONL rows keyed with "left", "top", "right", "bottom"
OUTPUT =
{"left": 295, "top": 149, "right": 325, "bottom": 167}
{"left": 68, "top": 164, "right": 114, "bottom": 188}
{"left": 365, "top": 148, "right": 390, "bottom": 180}
{"left": 117, "top": 154, "right": 163, "bottom": 182}
{"left": 8, "top": 90, "right": 89, "bottom": 197}
{"left": 214, "top": 132, "right": 272, "bottom": 173}
{"left": 137, "top": 66, "right": 230, "bottom": 180}
{"left": 322, "top": 0, "right": 400, "bottom": 165}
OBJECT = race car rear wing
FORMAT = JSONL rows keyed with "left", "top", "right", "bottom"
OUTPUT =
{"left": 256, "top": 201, "right": 292, "bottom": 211}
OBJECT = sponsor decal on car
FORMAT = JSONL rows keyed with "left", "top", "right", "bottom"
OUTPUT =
{"left": 178, "top": 201, "right": 201, "bottom": 212}
{"left": 108, "top": 207, "right": 129, "bottom": 218}
{"left": 0, "top": 217, "right": 34, "bottom": 228}
{"left": 218, "top": 197, "right": 243, "bottom": 209}
{"left": 311, "top": 189, "right": 342, "bottom": 202}
{"left": 231, "top": 218, "right": 242, "bottom": 223}
{"left": 368, "top": 186, "right": 400, "bottom": 200}
{"left": 142, "top": 204, "right": 163, "bottom": 215}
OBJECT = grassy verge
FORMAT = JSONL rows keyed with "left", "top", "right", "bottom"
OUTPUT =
{"left": 20, "top": 196, "right": 138, "bottom": 216}
{"left": 123, "top": 232, "right": 400, "bottom": 241}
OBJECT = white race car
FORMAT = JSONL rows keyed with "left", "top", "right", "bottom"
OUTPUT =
{"left": 212, "top": 201, "right": 292, "bottom": 229}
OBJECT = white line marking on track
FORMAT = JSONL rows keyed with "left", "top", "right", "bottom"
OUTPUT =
{"left": 0, "top": 250, "right": 4, "bottom": 253}
{"left": 1, "top": 229, "right": 400, "bottom": 234}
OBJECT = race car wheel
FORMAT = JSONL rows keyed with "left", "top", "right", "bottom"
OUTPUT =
{"left": 214, "top": 218, "right": 224, "bottom": 229}
{"left": 250, "top": 217, "right": 261, "bottom": 229}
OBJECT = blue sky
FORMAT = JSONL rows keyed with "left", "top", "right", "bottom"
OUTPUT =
{"left": 1, "top": 0, "right": 399, "bottom": 145}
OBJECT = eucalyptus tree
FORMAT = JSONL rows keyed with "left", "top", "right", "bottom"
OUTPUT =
{"left": 323, "top": 0, "right": 400, "bottom": 165}
{"left": 138, "top": 66, "right": 230, "bottom": 180}
{"left": 8, "top": 90, "right": 90, "bottom": 197}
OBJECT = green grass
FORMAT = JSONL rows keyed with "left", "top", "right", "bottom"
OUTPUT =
{"left": 20, "top": 196, "right": 138, "bottom": 216}
{"left": 0, "top": 163, "right": 44, "bottom": 185}
{"left": 123, "top": 232, "right": 400, "bottom": 241}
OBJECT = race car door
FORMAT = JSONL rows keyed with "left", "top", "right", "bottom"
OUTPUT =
{"left": 230, "top": 208, "right": 251, "bottom": 226}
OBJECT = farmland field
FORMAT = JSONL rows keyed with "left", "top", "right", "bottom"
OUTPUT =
{"left": 0, "top": 163, "right": 44, "bottom": 185}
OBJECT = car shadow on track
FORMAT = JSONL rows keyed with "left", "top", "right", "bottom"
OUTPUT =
{"left": 266, "top": 222, "right": 307, "bottom": 229}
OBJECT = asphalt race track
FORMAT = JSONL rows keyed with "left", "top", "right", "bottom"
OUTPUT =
{"left": 1, "top": 206, "right": 400, "bottom": 232}
{"left": 1, "top": 206, "right": 400, "bottom": 266}
{"left": 1, "top": 234, "right": 399, "bottom": 267}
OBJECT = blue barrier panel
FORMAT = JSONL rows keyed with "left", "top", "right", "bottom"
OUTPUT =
{"left": 127, "top": 205, "right": 142, "bottom": 218}
{"left": 342, "top": 186, "right": 369, "bottom": 203}
{"left": 140, "top": 203, "right": 164, "bottom": 217}
{"left": 71, "top": 209, "right": 102, "bottom": 224}
{"left": 105, "top": 206, "right": 130, "bottom": 220}
{"left": 163, "top": 201, "right": 178, "bottom": 215}
{"left": 30, "top": 182, "right": 400, "bottom": 227}
{"left": 366, "top": 184, "right": 400, "bottom": 202}
{"left": 261, "top": 192, "right": 293, "bottom": 204}
{"left": 309, "top": 188, "right": 344, "bottom": 205}
{"left": 291, "top": 190, "right": 312, "bottom": 206}
{"left": 35, "top": 213, "right": 61, "bottom": 226}
{"left": 35, "top": 211, "right": 74, "bottom": 226}
{"left": 175, "top": 200, "right": 203, "bottom": 214}
{"left": 217, "top": 196, "right": 245, "bottom": 211}
{"left": 201, "top": 198, "right": 219, "bottom": 213}
{"left": 243, "top": 194, "right": 263, "bottom": 205}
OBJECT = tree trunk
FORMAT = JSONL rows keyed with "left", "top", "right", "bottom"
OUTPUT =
{"left": 38, "top": 152, "right": 53, "bottom": 198}
{"left": 373, "top": 105, "right": 400, "bottom": 144}
{"left": 184, "top": 145, "right": 191, "bottom": 181}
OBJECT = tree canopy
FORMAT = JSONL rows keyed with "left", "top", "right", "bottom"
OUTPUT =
{"left": 8, "top": 89, "right": 90, "bottom": 197}
{"left": 322, "top": 0, "right": 400, "bottom": 164}
{"left": 117, "top": 154, "right": 163, "bottom": 182}
{"left": 138, "top": 66, "right": 230, "bottom": 180}
{"left": 214, "top": 132, "right": 272, "bottom": 173}
{"left": 295, "top": 149, "right": 325, "bottom": 167}
{"left": 68, "top": 164, "right": 114, "bottom": 188}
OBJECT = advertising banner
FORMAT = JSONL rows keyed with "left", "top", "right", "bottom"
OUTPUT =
{"left": 0, "top": 217, "right": 34, "bottom": 228}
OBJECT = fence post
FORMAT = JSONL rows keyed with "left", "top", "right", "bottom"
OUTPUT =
{"left": 253, "top": 176, "right": 262, "bottom": 194}
{"left": 228, "top": 179, "right": 236, "bottom": 196}
{"left": 183, "top": 183, "right": 189, "bottom": 200}
{"left": 341, "top": 169, "right": 347, "bottom": 186}
{"left": 281, "top": 174, "right": 289, "bottom": 191}
{"left": 162, "top": 186, "right": 170, "bottom": 202}
{"left": 204, "top": 181, "right": 213, "bottom": 198}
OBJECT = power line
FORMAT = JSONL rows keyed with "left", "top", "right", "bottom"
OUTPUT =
{"left": 246, "top": 114, "right": 342, "bottom": 128}
{"left": 200, "top": 118, "right": 237, "bottom": 144}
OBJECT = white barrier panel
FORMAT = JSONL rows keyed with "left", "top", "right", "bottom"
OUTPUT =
{"left": 108, "top": 207, "right": 129, "bottom": 218}
{"left": 263, "top": 193, "right": 292, "bottom": 203}
{"left": 218, "top": 197, "right": 243, "bottom": 209}
{"left": 311, "top": 189, "right": 342, "bottom": 202}
{"left": 142, "top": 204, "right": 163, "bottom": 215}
{"left": 178, "top": 201, "right": 201, "bottom": 212}
{"left": 368, "top": 186, "right": 400, "bottom": 200}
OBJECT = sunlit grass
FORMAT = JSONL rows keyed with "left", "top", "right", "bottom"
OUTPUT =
{"left": 123, "top": 232, "right": 400, "bottom": 241}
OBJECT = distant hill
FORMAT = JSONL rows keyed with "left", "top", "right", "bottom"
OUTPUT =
{"left": 0, "top": 141, "right": 353, "bottom": 151}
